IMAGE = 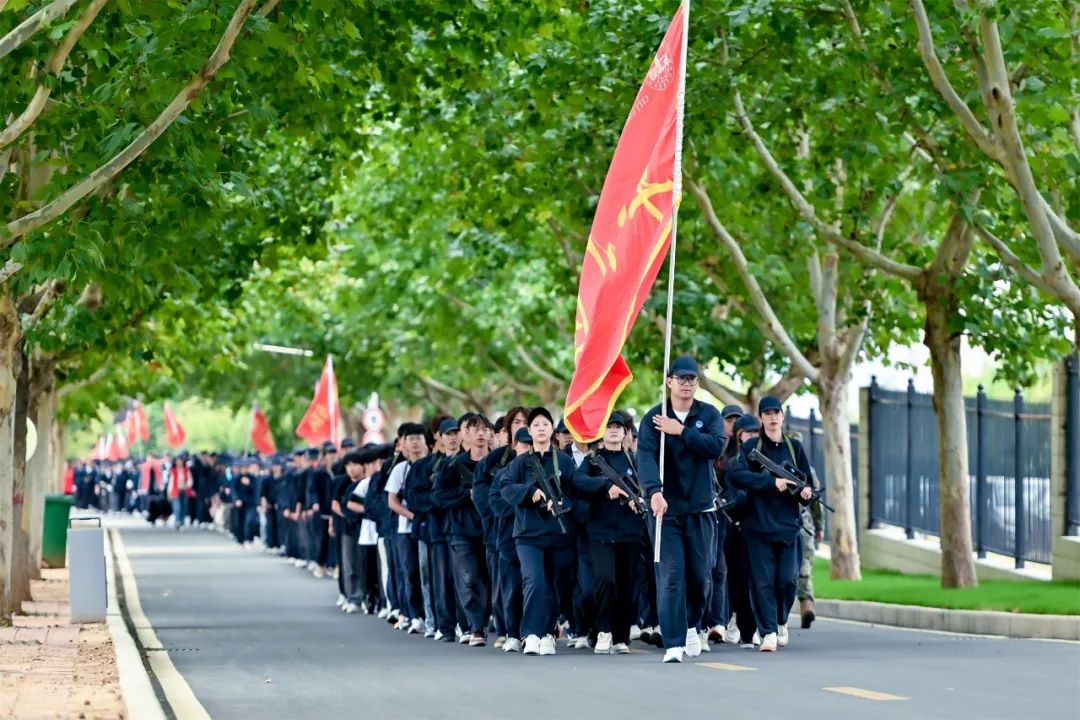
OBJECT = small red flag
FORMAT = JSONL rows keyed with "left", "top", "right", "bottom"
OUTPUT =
{"left": 295, "top": 356, "right": 341, "bottom": 447}
{"left": 163, "top": 402, "right": 187, "bottom": 448}
{"left": 107, "top": 425, "right": 129, "bottom": 460}
{"left": 251, "top": 402, "right": 277, "bottom": 455}
{"left": 124, "top": 411, "right": 137, "bottom": 446}
{"left": 564, "top": 2, "right": 689, "bottom": 442}
{"left": 133, "top": 401, "right": 150, "bottom": 442}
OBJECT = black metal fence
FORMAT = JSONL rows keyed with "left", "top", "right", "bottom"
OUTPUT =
{"left": 867, "top": 378, "right": 1052, "bottom": 566}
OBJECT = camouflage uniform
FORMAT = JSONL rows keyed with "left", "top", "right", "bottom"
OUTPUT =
{"left": 797, "top": 500, "right": 824, "bottom": 601}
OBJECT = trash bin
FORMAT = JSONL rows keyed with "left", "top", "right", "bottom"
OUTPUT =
{"left": 68, "top": 517, "right": 106, "bottom": 622}
{"left": 42, "top": 493, "right": 75, "bottom": 568}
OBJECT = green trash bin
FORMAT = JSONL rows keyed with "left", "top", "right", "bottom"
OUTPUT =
{"left": 42, "top": 493, "right": 75, "bottom": 568}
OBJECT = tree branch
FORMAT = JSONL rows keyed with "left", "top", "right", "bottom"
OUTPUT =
{"left": 0, "top": 0, "right": 109, "bottom": 151}
{"left": 3, "top": 0, "right": 261, "bottom": 247}
{"left": 697, "top": 373, "right": 745, "bottom": 408}
{"left": 56, "top": 358, "right": 111, "bottom": 400}
{"left": 418, "top": 375, "right": 470, "bottom": 404}
{"left": 0, "top": 0, "right": 81, "bottom": 61}
{"left": 976, "top": 6, "right": 1080, "bottom": 317}
{"left": 0, "top": 260, "right": 22, "bottom": 285}
{"left": 729, "top": 86, "right": 922, "bottom": 281}
{"left": 765, "top": 365, "right": 809, "bottom": 402}
{"left": 908, "top": 0, "right": 1004, "bottom": 164}
{"left": 974, "top": 225, "right": 1059, "bottom": 298}
{"left": 838, "top": 316, "right": 870, "bottom": 377}
{"left": 687, "top": 176, "right": 820, "bottom": 382}
{"left": 514, "top": 342, "right": 567, "bottom": 386}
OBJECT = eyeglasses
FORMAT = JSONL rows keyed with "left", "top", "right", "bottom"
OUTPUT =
{"left": 673, "top": 375, "right": 698, "bottom": 386}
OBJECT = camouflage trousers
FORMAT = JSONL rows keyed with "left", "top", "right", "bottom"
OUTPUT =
{"left": 797, "top": 510, "right": 815, "bottom": 601}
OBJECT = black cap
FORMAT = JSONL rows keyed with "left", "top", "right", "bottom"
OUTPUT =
{"left": 528, "top": 407, "right": 554, "bottom": 426}
{"left": 758, "top": 396, "right": 783, "bottom": 414}
{"left": 305, "top": 447, "right": 320, "bottom": 459}
{"left": 667, "top": 355, "right": 700, "bottom": 377}
{"left": 721, "top": 404, "right": 745, "bottom": 419}
{"left": 397, "top": 422, "right": 426, "bottom": 439}
{"left": 734, "top": 414, "right": 762, "bottom": 433}
{"left": 607, "top": 412, "right": 627, "bottom": 427}
{"left": 438, "top": 418, "right": 460, "bottom": 435}
{"left": 292, "top": 449, "right": 305, "bottom": 458}
{"left": 321, "top": 441, "right": 338, "bottom": 454}
{"left": 341, "top": 438, "right": 356, "bottom": 449}
{"left": 513, "top": 428, "right": 533, "bottom": 444}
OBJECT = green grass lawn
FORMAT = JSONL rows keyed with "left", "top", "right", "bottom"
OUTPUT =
{"left": 812, "top": 558, "right": 1080, "bottom": 615}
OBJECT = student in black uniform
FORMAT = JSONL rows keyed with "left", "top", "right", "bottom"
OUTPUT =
{"left": 704, "top": 404, "right": 746, "bottom": 643}
{"left": 435, "top": 415, "right": 492, "bottom": 646}
{"left": 474, "top": 406, "right": 529, "bottom": 650}
{"left": 729, "top": 396, "right": 813, "bottom": 653}
{"left": 489, "top": 427, "right": 532, "bottom": 653}
{"left": 571, "top": 412, "right": 642, "bottom": 655}
{"left": 498, "top": 407, "right": 576, "bottom": 657}
{"left": 639, "top": 356, "right": 725, "bottom": 664}
{"left": 719, "top": 413, "right": 759, "bottom": 648}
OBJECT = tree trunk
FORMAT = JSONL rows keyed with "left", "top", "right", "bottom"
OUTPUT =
{"left": 26, "top": 368, "right": 55, "bottom": 580}
{"left": 818, "top": 373, "right": 861, "bottom": 580}
{"left": 0, "top": 290, "right": 20, "bottom": 618}
{"left": 8, "top": 342, "right": 30, "bottom": 611}
{"left": 49, "top": 419, "right": 66, "bottom": 493}
{"left": 923, "top": 295, "right": 978, "bottom": 588}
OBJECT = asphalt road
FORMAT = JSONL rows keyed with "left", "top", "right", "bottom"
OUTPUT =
{"left": 115, "top": 522, "right": 1080, "bottom": 720}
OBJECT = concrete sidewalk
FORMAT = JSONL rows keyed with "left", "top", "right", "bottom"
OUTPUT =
{"left": 0, "top": 568, "right": 125, "bottom": 719}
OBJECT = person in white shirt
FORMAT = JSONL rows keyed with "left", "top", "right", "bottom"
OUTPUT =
{"left": 386, "top": 423, "right": 429, "bottom": 633}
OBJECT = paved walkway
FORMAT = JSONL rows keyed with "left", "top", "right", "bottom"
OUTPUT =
{"left": 116, "top": 522, "right": 1080, "bottom": 720}
{"left": 0, "top": 567, "right": 123, "bottom": 719}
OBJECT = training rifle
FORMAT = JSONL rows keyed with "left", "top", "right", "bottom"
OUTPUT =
{"left": 527, "top": 454, "right": 572, "bottom": 534}
{"left": 588, "top": 450, "right": 649, "bottom": 518}
{"left": 746, "top": 447, "right": 834, "bottom": 513}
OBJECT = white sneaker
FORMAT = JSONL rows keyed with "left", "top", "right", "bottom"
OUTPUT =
{"left": 594, "top": 631, "right": 613, "bottom": 654}
{"left": 306, "top": 560, "right": 317, "bottom": 571}
{"left": 565, "top": 632, "right": 578, "bottom": 648}
{"left": 407, "top": 618, "right": 423, "bottom": 634}
{"left": 458, "top": 631, "right": 472, "bottom": 645}
{"left": 523, "top": 635, "right": 541, "bottom": 655}
{"left": 503, "top": 637, "right": 523, "bottom": 653}
{"left": 760, "top": 633, "right": 778, "bottom": 652}
{"left": 387, "top": 610, "right": 401, "bottom": 625}
{"left": 424, "top": 629, "right": 435, "bottom": 639}
{"left": 494, "top": 636, "right": 506, "bottom": 649}
{"left": 312, "top": 567, "right": 325, "bottom": 579}
{"left": 335, "top": 594, "right": 347, "bottom": 608}
{"left": 612, "top": 643, "right": 631, "bottom": 654}
{"left": 707, "top": 624, "right": 726, "bottom": 643}
{"left": 639, "top": 626, "right": 654, "bottom": 644}
{"left": 726, "top": 624, "right": 741, "bottom": 646}
{"left": 629, "top": 625, "right": 642, "bottom": 641}
{"left": 699, "top": 631, "right": 711, "bottom": 653}
{"left": 777, "top": 624, "right": 790, "bottom": 648}
{"left": 539, "top": 634, "right": 556, "bottom": 656}
{"left": 574, "top": 637, "right": 589, "bottom": 650}
{"left": 469, "top": 632, "right": 486, "bottom": 647}
{"left": 752, "top": 630, "right": 761, "bottom": 646}
{"left": 685, "top": 628, "right": 702, "bottom": 658}
{"left": 663, "top": 647, "right": 684, "bottom": 663}
{"left": 377, "top": 607, "right": 390, "bottom": 619}
{"left": 343, "top": 603, "right": 359, "bottom": 614}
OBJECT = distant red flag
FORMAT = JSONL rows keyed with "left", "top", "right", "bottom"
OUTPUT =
{"left": 124, "top": 411, "right": 137, "bottom": 445}
{"left": 564, "top": 1, "right": 689, "bottom": 442}
{"left": 133, "top": 401, "right": 149, "bottom": 442}
{"left": 295, "top": 355, "right": 341, "bottom": 447}
{"left": 163, "top": 402, "right": 187, "bottom": 448}
{"left": 106, "top": 425, "right": 129, "bottom": 461}
{"left": 93, "top": 436, "right": 107, "bottom": 461}
{"left": 250, "top": 403, "right": 277, "bottom": 455}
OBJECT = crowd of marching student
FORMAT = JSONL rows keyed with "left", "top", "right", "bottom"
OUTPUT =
{"left": 68, "top": 357, "right": 826, "bottom": 662}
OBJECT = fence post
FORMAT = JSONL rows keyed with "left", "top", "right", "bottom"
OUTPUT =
{"left": 1067, "top": 353, "right": 1080, "bottom": 536}
{"left": 976, "top": 385, "right": 987, "bottom": 559}
{"left": 905, "top": 378, "right": 916, "bottom": 540}
{"left": 1014, "top": 388, "right": 1026, "bottom": 569}
{"left": 868, "top": 375, "right": 878, "bottom": 529}
{"left": 808, "top": 407, "right": 817, "bottom": 468}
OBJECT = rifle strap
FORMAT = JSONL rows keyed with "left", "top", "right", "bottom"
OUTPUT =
{"left": 589, "top": 452, "right": 640, "bottom": 496}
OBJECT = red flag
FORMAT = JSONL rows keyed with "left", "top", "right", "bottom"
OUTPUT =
{"left": 163, "top": 402, "right": 187, "bottom": 448}
{"left": 250, "top": 402, "right": 277, "bottom": 455}
{"left": 93, "top": 436, "right": 107, "bottom": 461}
{"left": 124, "top": 411, "right": 137, "bottom": 445}
{"left": 107, "top": 425, "right": 129, "bottom": 460}
{"left": 295, "top": 356, "right": 341, "bottom": 447}
{"left": 564, "top": 2, "right": 689, "bottom": 442}
{"left": 133, "top": 401, "right": 150, "bottom": 442}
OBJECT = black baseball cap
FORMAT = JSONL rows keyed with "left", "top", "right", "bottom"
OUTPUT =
{"left": 758, "top": 396, "right": 783, "bottom": 414}
{"left": 667, "top": 356, "right": 700, "bottom": 377}
{"left": 721, "top": 404, "right": 745, "bottom": 419}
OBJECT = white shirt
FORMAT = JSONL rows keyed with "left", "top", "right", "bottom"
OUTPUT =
{"left": 571, "top": 445, "right": 587, "bottom": 468}
{"left": 355, "top": 477, "right": 378, "bottom": 546}
{"left": 674, "top": 409, "right": 689, "bottom": 422}
{"left": 384, "top": 461, "right": 413, "bottom": 534}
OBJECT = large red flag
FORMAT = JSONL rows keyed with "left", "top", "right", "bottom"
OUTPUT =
{"left": 295, "top": 356, "right": 341, "bottom": 447}
{"left": 250, "top": 402, "right": 277, "bottom": 455}
{"left": 564, "top": 2, "right": 689, "bottom": 442}
{"left": 163, "top": 402, "right": 187, "bottom": 448}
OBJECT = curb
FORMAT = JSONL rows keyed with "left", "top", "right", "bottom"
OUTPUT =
{"left": 103, "top": 529, "right": 168, "bottom": 720}
{"left": 816, "top": 598, "right": 1080, "bottom": 641}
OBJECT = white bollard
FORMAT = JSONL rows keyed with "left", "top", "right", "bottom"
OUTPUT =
{"left": 68, "top": 517, "right": 107, "bottom": 622}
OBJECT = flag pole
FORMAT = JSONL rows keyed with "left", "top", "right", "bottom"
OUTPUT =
{"left": 655, "top": 0, "right": 689, "bottom": 565}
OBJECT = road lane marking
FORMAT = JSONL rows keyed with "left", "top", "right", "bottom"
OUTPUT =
{"left": 112, "top": 529, "right": 212, "bottom": 720}
{"left": 824, "top": 686, "right": 908, "bottom": 701}
{"left": 698, "top": 662, "right": 757, "bottom": 671}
